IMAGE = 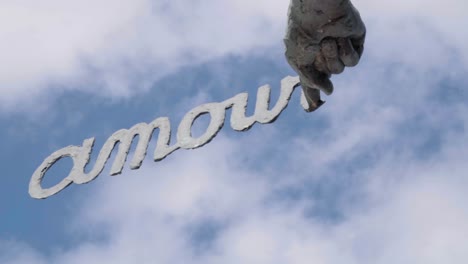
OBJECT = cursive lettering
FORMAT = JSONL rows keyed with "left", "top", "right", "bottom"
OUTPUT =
{"left": 29, "top": 76, "right": 310, "bottom": 199}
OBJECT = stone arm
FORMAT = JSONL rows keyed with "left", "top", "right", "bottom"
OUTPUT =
{"left": 285, "top": 0, "right": 366, "bottom": 111}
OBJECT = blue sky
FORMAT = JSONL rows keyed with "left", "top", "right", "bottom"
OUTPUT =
{"left": 1, "top": 0, "right": 468, "bottom": 263}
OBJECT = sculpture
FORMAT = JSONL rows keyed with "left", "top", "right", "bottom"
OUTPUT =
{"left": 285, "top": 0, "right": 366, "bottom": 111}
{"left": 29, "top": 0, "right": 367, "bottom": 199}
{"left": 30, "top": 77, "right": 309, "bottom": 199}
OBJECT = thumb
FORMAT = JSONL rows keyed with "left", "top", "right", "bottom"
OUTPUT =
{"left": 314, "top": 73, "right": 334, "bottom": 95}
{"left": 299, "top": 66, "right": 334, "bottom": 95}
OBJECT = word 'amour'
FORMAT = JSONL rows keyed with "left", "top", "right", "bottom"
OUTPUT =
{"left": 30, "top": 76, "right": 308, "bottom": 199}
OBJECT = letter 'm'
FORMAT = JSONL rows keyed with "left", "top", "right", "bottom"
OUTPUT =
{"left": 73, "top": 117, "right": 176, "bottom": 183}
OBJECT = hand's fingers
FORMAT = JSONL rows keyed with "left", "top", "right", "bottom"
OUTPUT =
{"left": 313, "top": 72, "right": 334, "bottom": 95}
{"left": 313, "top": 53, "right": 329, "bottom": 73}
{"left": 299, "top": 65, "right": 334, "bottom": 95}
{"left": 337, "top": 37, "right": 360, "bottom": 67}
{"left": 301, "top": 86, "right": 325, "bottom": 112}
{"left": 351, "top": 34, "right": 365, "bottom": 57}
{"left": 321, "top": 39, "right": 345, "bottom": 74}
{"left": 326, "top": 56, "right": 345, "bottom": 74}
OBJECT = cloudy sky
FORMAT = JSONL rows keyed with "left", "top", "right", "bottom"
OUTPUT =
{"left": 1, "top": 0, "right": 468, "bottom": 263}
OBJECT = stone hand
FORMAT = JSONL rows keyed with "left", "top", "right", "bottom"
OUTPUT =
{"left": 284, "top": 0, "right": 366, "bottom": 111}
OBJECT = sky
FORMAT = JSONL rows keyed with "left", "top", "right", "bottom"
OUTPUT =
{"left": 1, "top": 0, "right": 468, "bottom": 263}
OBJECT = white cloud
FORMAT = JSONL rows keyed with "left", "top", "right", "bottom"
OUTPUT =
{"left": 4, "top": 67, "right": 468, "bottom": 262}
{"left": 4, "top": 118, "right": 468, "bottom": 263}
{"left": 0, "top": 0, "right": 288, "bottom": 112}
{"left": 2, "top": 0, "right": 466, "bottom": 113}
{"left": 2, "top": 1, "right": 468, "bottom": 263}
{"left": 0, "top": 240, "right": 46, "bottom": 264}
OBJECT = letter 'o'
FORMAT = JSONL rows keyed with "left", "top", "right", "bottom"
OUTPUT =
{"left": 177, "top": 103, "right": 226, "bottom": 149}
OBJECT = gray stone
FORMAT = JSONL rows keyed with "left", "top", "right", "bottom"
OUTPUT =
{"left": 285, "top": 0, "right": 366, "bottom": 112}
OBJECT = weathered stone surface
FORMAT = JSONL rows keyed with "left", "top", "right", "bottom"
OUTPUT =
{"left": 285, "top": 0, "right": 366, "bottom": 111}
